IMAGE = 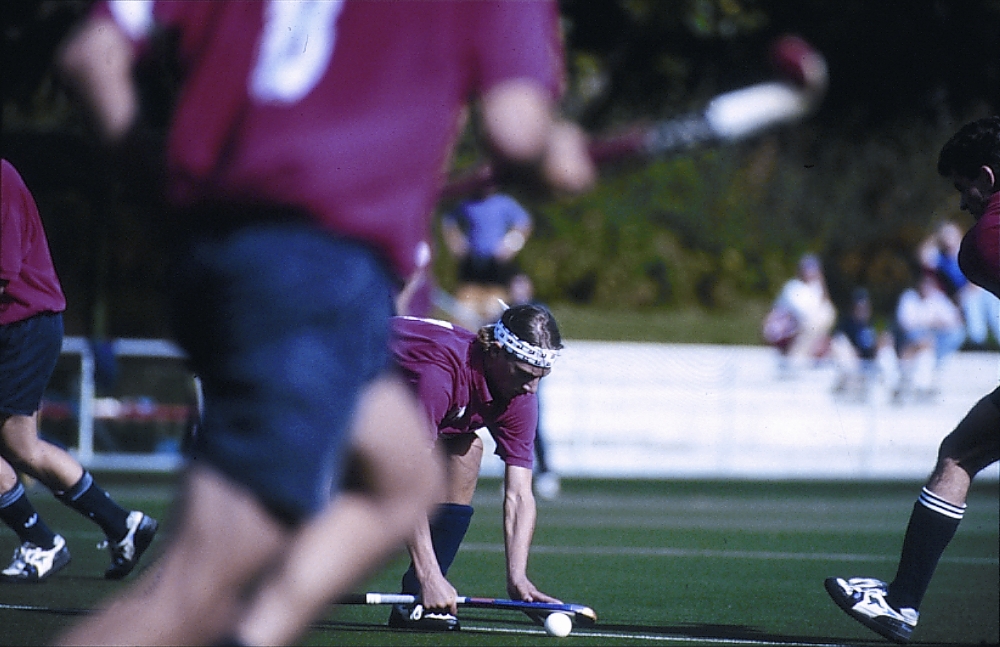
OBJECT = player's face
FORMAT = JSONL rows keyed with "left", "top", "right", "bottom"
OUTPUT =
{"left": 951, "top": 167, "right": 995, "bottom": 219}
{"left": 486, "top": 349, "right": 550, "bottom": 401}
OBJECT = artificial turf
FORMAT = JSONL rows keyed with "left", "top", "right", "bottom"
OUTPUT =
{"left": 2, "top": 476, "right": 996, "bottom": 646}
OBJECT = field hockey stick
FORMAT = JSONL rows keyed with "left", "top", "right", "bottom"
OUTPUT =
{"left": 440, "top": 34, "right": 827, "bottom": 200}
{"left": 340, "top": 592, "right": 598, "bottom": 626}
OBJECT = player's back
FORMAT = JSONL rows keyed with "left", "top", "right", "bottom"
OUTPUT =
{"left": 110, "top": 0, "right": 560, "bottom": 278}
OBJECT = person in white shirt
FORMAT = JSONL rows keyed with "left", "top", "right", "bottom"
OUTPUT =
{"left": 893, "top": 272, "right": 965, "bottom": 400}
{"left": 772, "top": 253, "right": 837, "bottom": 372}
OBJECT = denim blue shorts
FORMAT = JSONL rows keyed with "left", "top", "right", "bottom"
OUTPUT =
{"left": 0, "top": 312, "right": 63, "bottom": 417}
{"left": 167, "top": 217, "right": 395, "bottom": 524}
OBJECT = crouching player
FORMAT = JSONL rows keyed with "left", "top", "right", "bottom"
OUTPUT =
{"left": 389, "top": 303, "right": 563, "bottom": 631}
{"left": 825, "top": 116, "right": 1000, "bottom": 643}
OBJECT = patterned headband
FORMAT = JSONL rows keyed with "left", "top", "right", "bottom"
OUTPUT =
{"left": 493, "top": 320, "right": 558, "bottom": 368}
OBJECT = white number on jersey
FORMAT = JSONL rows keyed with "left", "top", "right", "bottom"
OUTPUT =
{"left": 250, "top": 0, "right": 345, "bottom": 104}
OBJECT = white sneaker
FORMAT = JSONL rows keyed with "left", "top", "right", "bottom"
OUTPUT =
{"left": 825, "top": 576, "right": 918, "bottom": 643}
{"left": 388, "top": 603, "right": 460, "bottom": 631}
{"left": 1, "top": 535, "right": 71, "bottom": 582}
{"left": 100, "top": 510, "right": 158, "bottom": 580}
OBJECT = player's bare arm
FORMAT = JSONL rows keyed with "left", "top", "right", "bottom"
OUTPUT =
{"left": 479, "top": 79, "right": 596, "bottom": 195}
{"left": 406, "top": 512, "right": 459, "bottom": 615}
{"left": 58, "top": 16, "right": 138, "bottom": 142}
{"left": 504, "top": 464, "right": 560, "bottom": 603}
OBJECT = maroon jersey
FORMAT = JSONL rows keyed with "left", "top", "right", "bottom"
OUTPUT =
{"left": 959, "top": 192, "right": 1000, "bottom": 298}
{"left": 390, "top": 316, "right": 537, "bottom": 469}
{"left": 96, "top": 0, "right": 562, "bottom": 279}
{"left": 0, "top": 160, "right": 67, "bottom": 325}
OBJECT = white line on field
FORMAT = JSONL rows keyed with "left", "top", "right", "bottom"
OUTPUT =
{"left": 461, "top": 623, "right": 850, "bottom": 646}
{"left": 461, "top": 542, "right": 1000, "bottom": 566}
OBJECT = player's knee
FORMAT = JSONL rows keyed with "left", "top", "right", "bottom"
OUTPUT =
{"left": 2, "top": 438, "right": 47, "bottom": 472}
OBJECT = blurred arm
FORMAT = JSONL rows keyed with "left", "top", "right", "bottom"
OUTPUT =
{"left": 58, "top": 16, "right": 139, "bottom": 143}
{"left": 441, "top": 217, "right": 470, "bottom": 258}
{"left": 479, "top": 80, "right": 595, "bottom": 195}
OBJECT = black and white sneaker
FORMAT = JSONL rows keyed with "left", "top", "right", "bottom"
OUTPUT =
{"left": 1, "top": 535, "right": 71, "bottom": 582}
{"left": 388, "top": 603, "right": 460, "bottom": 631}
{"left": 825, "top": 576, "right": 918, "bottom": 643}
{"left": 101, "top": 511, "right": 158, "bottom": 580}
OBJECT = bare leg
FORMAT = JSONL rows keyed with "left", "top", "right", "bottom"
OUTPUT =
{"left": 0, "top": 455, "right": 20, "bottom": 492}
{"left": 0, "top": 413, "right": 83, "bottom": 491}
{"left": 58, "top": 464, "right": 288, "bottom": 646}
{"left": 442, "top": 433, "right": 484, "bottom": 505}
{"left": 234, "top": 376, "right": 443, "bottom": 646}
{"left": 925, "top": 393, "right": 1000, "bottom": 505}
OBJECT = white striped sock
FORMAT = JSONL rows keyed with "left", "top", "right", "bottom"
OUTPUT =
{"left": 918, "top": 487, "right": 966, "bottom": 520}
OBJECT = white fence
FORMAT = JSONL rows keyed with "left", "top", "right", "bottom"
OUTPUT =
{"left": 480, "top": 341, "right": 1000, "bottom": 481}
{"left": 49, "top": 337, "right": 1000, "bottom": 480}
{"left": 47, "top": 337, "right": 192, "bottom": 472}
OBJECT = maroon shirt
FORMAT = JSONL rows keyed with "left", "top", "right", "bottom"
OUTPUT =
{"left": 0, "top": 160, "right": 66, "bottom": 325}
{"left": 97, "top": 0, "right": 562, "bottom": 279}
{"left": 391, "top": 316, "right": 536, "bottom": 469}
{"left": 959, "top": 191, "right": 1000, "bottom": 298}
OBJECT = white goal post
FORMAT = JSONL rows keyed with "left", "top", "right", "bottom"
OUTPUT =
{"left": 51, "top": 337, "right": 198, "bottom": 472}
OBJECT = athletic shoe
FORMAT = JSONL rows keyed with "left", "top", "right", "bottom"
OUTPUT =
{"left": 387, "top": 603, "right": 460, "bottom": 631}
{"left": 101, "top": 511, "right": 158, "bottom": 580}
{"left": 825, "top": 576, "right": 918, "bottom": 644}
{"left": 1, "top": 535, "right": 71, "bottom": 582}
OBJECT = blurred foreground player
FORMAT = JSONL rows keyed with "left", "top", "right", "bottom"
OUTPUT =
{"left": 1, "top": 159, "right": 157, "bottom": 583}
{"left": 825, "top": 116, "right": 1000, "bottom": 644}
{"left": 57, "top": 0, "right": 593, "bottom": 644}
{"left": 389, "top": 304, "right": 563, "bottom": 631}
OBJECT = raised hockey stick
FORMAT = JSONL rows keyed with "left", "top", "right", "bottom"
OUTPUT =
{"left": 441, "top": 35, "right": 827, "bottom": 200}
{"left": 339, "top": 592, "right": 598, "bottom": 626}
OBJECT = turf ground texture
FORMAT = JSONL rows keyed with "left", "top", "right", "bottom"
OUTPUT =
{"left": 1, "top": 476, "right": 996, "bottom": 646}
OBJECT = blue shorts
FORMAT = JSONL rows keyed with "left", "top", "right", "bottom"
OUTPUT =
{"left": 0, "top": 312, "right": 63, "bottom": 417}
{"left": 167, "top": 216, "right": 395, "bottom": 524}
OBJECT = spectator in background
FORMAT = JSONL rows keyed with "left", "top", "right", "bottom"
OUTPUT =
{"left": 442, "top": 185, "right": 535, "bottom": 329}
{"left": 764, "top": 253, "right": 837, "bottom": 375}
{"left": 919, "top": 220, "right": 1000, "bottom": 349}
{"left": 829, "top": 288, "right": 897, "bottom": 401}
{"left": 893, "top": 272, "right": 965, "bottom": 402}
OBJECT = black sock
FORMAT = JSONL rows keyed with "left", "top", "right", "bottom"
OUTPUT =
{"left": 56, "top": 471, "right": 130, "bottom": 542}
{"left": 0, "top": 482, "right": 58, "bottom": 548}
{"left": 887, "top": 487, "right": 964, "bottom": 611}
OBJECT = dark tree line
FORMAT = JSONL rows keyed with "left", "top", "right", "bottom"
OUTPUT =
{"left": 3, "top": 1, "right": 998, "bottom": 337}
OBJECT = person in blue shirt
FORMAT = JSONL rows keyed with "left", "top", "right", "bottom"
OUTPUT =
{"left": 442, "top": 185, "right": 534, "bottom": 329}
{"left": 919, "top": 219, "right": 1000, "bottom": 348}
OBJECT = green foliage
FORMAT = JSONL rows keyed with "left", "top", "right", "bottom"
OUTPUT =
{"left": 474, "top": 112, "right": 983, "bottom": 322}
{"left": 4, "top": 1, "right": 1000, "bottom": 336}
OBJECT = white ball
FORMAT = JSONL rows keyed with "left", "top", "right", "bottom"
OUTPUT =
{"left": 544, "top": 612, "right": 573, "bottom": 638}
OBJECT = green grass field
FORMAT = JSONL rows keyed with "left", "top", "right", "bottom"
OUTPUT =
{"left": 1, "top": 476, "right": 996, "bottom": 646}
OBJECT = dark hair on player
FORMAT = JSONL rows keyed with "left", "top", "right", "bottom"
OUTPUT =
{"left": 477, "top": 303, "right": 563, "bottom": 351}
{"left": 937, "top": 116, "right": 1000, "bottom": 180}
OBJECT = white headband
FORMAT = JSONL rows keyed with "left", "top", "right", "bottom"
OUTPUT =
{"left": 493, "top": 320, "right": 558, "bottom": 368}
